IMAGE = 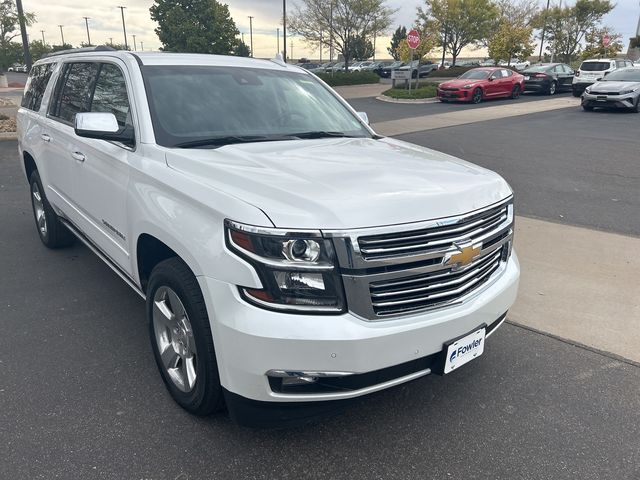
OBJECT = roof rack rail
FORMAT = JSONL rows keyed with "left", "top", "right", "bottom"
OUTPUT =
{"left": 43, "top": 45, "right": 116, "bottom": 58}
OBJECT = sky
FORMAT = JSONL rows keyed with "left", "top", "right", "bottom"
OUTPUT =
{"left": 22, "top": 0, "right": 640, "bottom": 59}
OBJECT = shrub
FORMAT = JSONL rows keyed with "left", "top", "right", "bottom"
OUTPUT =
{"left": 0, "top": 114, "right": 9, "bottom": 121}
{"left": 382, "top": 83, "right": 438, "bottom": 99}
{"left": 433, "top": 66, "right": 474, "bottom": 77}
{"left": 316, "top": 71, "right": 380, "bottom": 86}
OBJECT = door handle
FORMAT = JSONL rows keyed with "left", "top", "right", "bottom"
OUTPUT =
{"left": 71, "top": 151, "right": 86, "bottom": 163}
{"left": 41, "top": 133, "right": 51, "bottom": 142}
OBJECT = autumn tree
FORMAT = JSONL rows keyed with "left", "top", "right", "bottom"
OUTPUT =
{"left": 488, "top": 23, "right": 534, "bottom": 65}
{"left": 348, "top": 35, "right": 375, "bottom": 60}
{"left": 388, "top": 26, "right": 406, "bottom": 60}
{"left": 417, "top": 0, "right": 499, "bottom": 66}
{"left": 289, "top": 0, "right": 395, "bottom": 70}
{"left": 533, "top": 0, "right": 614, "bottom": 63}
{"left": 581, "top": 27, "right": 623, "bottom": 59}
{"left": 150, "top": 0, "right": 240, "bottom": 54}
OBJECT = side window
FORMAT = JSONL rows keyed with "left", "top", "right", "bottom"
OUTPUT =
{"left": 616, "top": 60, "right": 625, "bottom": 68}
{"left": 21, "top": 64, "right": 53, "bottom": 111}
{"left": 502, "top": 69, "right": 512, "bottom": 77}
{"left": 91, "top": 63, "right": 132, "bottom": 128}
{"left": 491, "top": 70, "right": 502, "bottom": 79}
{"left": 49, "top": 62, "right": 100, "bottom": 124}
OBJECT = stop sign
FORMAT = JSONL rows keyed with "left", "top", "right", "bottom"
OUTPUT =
{"left": 603, "top": 35, "right": 610, "bottom": 47}
{"left": 407, "top": 29, "right": 421, "bottom": 50}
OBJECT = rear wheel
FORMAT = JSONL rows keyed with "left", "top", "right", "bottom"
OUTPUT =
{"left": 548, "top": 81, "right": 557, "bottom": 95}
{"left": 511, "top": 84, "right": 521, "bottom": 99}
{"left": 472, "top": 88, "right": 483, "bottom": 104}
{"left": 29, "top": 171, "right": 74, "bottom": 248}
{"left": 148, "top": 257, "right": 224, "bottom": 416}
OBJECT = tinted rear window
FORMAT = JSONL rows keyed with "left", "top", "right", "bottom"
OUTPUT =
{"left": 580, "top": 62, "right": 611, "bottom": 71}
{"left": 21, "top": 64, "right": 53, "bottom": 111}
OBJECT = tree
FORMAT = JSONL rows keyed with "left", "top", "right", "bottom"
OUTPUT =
{"left": 108, "top": 43, "right": 131, "bottom": 51}
{"left": 348, "top": 35, "right": 375, "bottom": 60}
{"left": 581, "top": 26, "right": 623, "bottom": 59}
{"left": 488, "top": 22, "right": 534, "bottom": 65}
{"left": 28, "top": 40, "right": 51, "bottom": 62}
{"left": 150, "top": 0, "right": 240, "bottom": 55}
{"left": 289, "top": 0, "right": 396, "bottom": 70}
{"left": 233, "top": 39, "right": 250, "bottom": 57}
{"left": 388, "top": 26, "right": 406, "bottom": 60}
{"left": 0, "top": 0, "right": 35, "bottom": 70}
{"left": 533, "top": 0, "right": 614, "bottom": 63}
{"left": 417, "top": 0, "right": 499, "bottom": 66}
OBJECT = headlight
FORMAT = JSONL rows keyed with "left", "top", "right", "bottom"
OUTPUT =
{"left": 225, "top": 220, "right": 345, "bottom": 313}
{"left": 462, "top": 84, "right": 473, "bottom": 89}
{"left": 584, "top": 86, "right": 591, "bottom": 93}
{"left": 620, "top": 88, "right": 638, "bottom": 95}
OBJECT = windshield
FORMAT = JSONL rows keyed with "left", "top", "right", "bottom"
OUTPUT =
{"left": 581, "top": 61, "right": 611, "bottom": 71}
{"left": 142, "top": 66, "right": 371, "bottom": 148}
{"left": 458, "top": 69, "right": 491, "bottom": 79}
{"left": 601, "top": 68, "right": 640, "bottom": 82}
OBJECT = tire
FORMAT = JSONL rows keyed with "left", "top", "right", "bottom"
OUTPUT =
{"left": 511, "top": 84, "right": 521, "bottom": 99}
{"left": 572, "top": 88, "right": 581, "bottom": 97}
{"left": 548, "top": 81, "right": 557, "bottom": 95}
{"left": 582, "top": 104, "right": 594, "bottom": 111}
{"left": 147, "top": 257, "right": 224, "bottom": 416}
{"left": 631, "top": 96, "right": 640, "bottom": 113}
{"left": 472, "top": 87, "right": 483, "bottom": 104}
{"left": 29, "top": 171, "right": 75, "bottom": 248}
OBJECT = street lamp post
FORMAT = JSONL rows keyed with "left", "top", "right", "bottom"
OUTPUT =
{"left": 290, "top": 40, "right": 294, "bottom": 61}
{"left": 117, "top": 6, "right": 128, "bottom": 50}
{"left": 140, "top": 41, "right": 143, "bottom": 51}
{"left": 132, "top": 34, "right": 137, "bottom": 51}
{"left": 248, "top": 16, "right": 254, "bottom": 57}
{"left": 41, "top": 30, "right": 46, "bottom": 45}
{"left": 15, "top": 0, "right": 32, "bottom": 69}
{"left": 59, "top": 25, "right": 65, "bottom": 46}
{"left": 538, "top": 0, "right": 551, "bottom": 60}
{"left": 277, "top": 28, "right": 280, "bottom": 56}
{"left": 83, "top": 17, "right": 92, "bottom": 46}
{"left": 282, "top": 0, "right": 287, "bottom": 62}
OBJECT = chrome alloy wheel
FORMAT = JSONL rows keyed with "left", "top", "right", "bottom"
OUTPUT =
{"left": 31, "top": 181, "right": 47, "bottom": 237}
{"left": 152, "top": 286, "right": 198, "bottom": 393}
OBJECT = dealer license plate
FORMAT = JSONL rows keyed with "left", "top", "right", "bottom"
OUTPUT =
{"left": 443, "top": 327, "right": 486, "bottom": 374}
{"left": 597, "top": 95, "right": 607, "bottom": 101}
{"left": 524, "top": 76, "right": 530, "bottom": 80}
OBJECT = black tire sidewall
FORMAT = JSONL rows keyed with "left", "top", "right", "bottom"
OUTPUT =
{"left": 146, "top": 258, "right": 223, "bottom": 415}
{"left": 29, "top": 171, "right": 50, "bottom": 245}
{"left": 472, "top": 88, "right": 482, "bottom": 103}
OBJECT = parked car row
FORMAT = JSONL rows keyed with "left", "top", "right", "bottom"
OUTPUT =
{"left": 8, "top": 64, "right": 29, "bottom": 73}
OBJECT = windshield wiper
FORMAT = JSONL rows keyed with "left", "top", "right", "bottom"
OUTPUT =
{"left": 174, "top": 135, "right": 297, "bottom": 149}
{"left": 290, "top": 131, "right": 360, "bottom": 139}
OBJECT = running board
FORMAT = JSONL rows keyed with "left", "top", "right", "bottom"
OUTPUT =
{"left": 60, "top": 218, "right": 146, "bottom": 300}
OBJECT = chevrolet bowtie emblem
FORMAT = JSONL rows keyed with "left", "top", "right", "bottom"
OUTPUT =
{"left": 445, "top": 242, "right": 482, "bottom": 270}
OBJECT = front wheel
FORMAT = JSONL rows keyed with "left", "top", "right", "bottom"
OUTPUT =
{"left": 148, "top": 257, "right": 224, "bottom": 416}
{"left": 472, "top": 88, "right": 483, "bottom": 104}
{"left": 631, "top": 96, "right": 640, "bottom": 113}
{"left": 582, "top": 104, "right": 594, "bottom": 111}
{"left": 572, "top": 89, "right": 582, "bottom": 98}
{"left": 511, "top": 84, "right": 521, "bottom": 99}
{"left": 29, "top": 171, "right": 75, "bottom": 248}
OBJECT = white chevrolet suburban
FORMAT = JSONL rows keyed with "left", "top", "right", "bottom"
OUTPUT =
{"left": 17, "top": 47, "right": 519, "bottom": 426}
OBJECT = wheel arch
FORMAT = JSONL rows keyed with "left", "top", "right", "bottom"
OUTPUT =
{"left": 23, "top": 151, "right": 38, "bottom": 183}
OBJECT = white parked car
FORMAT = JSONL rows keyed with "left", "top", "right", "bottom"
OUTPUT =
{"left": 17, "top": 48, "right": 519, "bottom": 426}
{"left": 349, "top": 61, "right": 376, "bottom": 71}
{"left": 498, "top": 59, "right": 530, "bottom": 70}
{"left": 572, "top": 58, "right": 634, "bottom": 96}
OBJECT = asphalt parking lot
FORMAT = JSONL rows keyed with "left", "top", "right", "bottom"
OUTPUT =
{"left": 1, "top": 91, "right": 639, "bottom": 479}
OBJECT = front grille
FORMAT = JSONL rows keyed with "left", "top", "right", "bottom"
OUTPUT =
{"left": 327, "top": 197, "right": 514, "bottom": 320}
{"left": 358, "top": 202, "right": 508, "bottom": 260}
{"left": 593, "top": 91, "right": 619, "bottom": 96}
{"left": 369, "top": 247, "right": 503, "bottom": 316}
{"left": 440, "top": 87, "right": 459, "bottom": 91}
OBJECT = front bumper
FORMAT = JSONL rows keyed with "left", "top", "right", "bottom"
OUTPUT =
{"left": 437, "top": 89, "right": 471, "bottom": 101}
{"left": 582, "top": 91, "right": 639, "bottom": 109}
{"left": 198, "top": 253, "right": 519, "bottom": 405}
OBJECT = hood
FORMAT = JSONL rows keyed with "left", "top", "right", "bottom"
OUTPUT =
{"left": 440, "top": 78, "right": 483, "bottom": 88}
{"left": 590, "top": 81, "right": 640, "bottom": 92}
{"left": 165, "top": 137, "right": 512, "bottom": 230}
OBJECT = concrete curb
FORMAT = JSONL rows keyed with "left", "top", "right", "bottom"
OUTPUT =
{"left": 376, "top": 95, "right": 440, "bottom": 104}
{"left": 0, "top": 132, "right": 17, "bottom": 140}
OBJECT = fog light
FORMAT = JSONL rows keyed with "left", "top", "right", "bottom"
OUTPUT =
{"left": 282, "top": 375, "right": 318, "bottom": 386}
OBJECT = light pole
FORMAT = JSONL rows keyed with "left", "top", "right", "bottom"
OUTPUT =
{"left": 83, "top": 17, "right": 91, "bottom": 46}
{"left": 15, "top": 0, "right": 32, "bottom": 69}
{"left": 320, "top": 31, "right": 323, "bottom": 63}
{"left": 41, "top": 30, "right": 46, "bottom": 45}
{"left": 282, "top": 0, "right": 287, "bottom": 62}
{"left": 248, "top": 16, "right": 254, "bottom": 57}
{"left": 117, "top": 6, "right": 128, "bottom": 50}
{"left": 132, "top": 34, "right": 137, "bottom": 51}
{"left": 290, "top": 40, "right": 294, "bottom": 61}
{"left": 277, "top": 28, "right": 280, "bottom": 56}
{"left": 538, "top": 0, "right": 551, "bottom": 60}
{"left": 59, "top": 25, "right": 65, "bottom": 46}
{"left": 109, "top": 37, "right": 113, "bottom": 45}
{"left": 140, "top": 41, "right": 143, "bottom": 51}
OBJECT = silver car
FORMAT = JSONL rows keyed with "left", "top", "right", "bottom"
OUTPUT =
{"left": 582, "top": 67, "right": 640, "bottom": 112}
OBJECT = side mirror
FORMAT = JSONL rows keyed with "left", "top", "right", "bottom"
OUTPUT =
{"left": 75, "top": 112, "right": 134, "bottom": 146}
{"left": 603, "top": 71, "right": 610, "bottom": 76}
{"left": 488, "top": 76, "right": 494, "bottom": 81}
{"left": 357, "top": 111, "right": 369, "bottom": 125}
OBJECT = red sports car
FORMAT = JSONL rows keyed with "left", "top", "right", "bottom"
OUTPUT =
{"left": 437, "top": 67, "right": 525, "bottom": 103}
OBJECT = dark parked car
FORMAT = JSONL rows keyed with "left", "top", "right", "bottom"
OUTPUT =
{"left": 378, "top": 61, "right": 405, "bottom": 78}
{"left": 521, "top": 63, "right": 574, "bottom": 95}
{"left": 298, "top": 63, "right": 320, "bottom": 71}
